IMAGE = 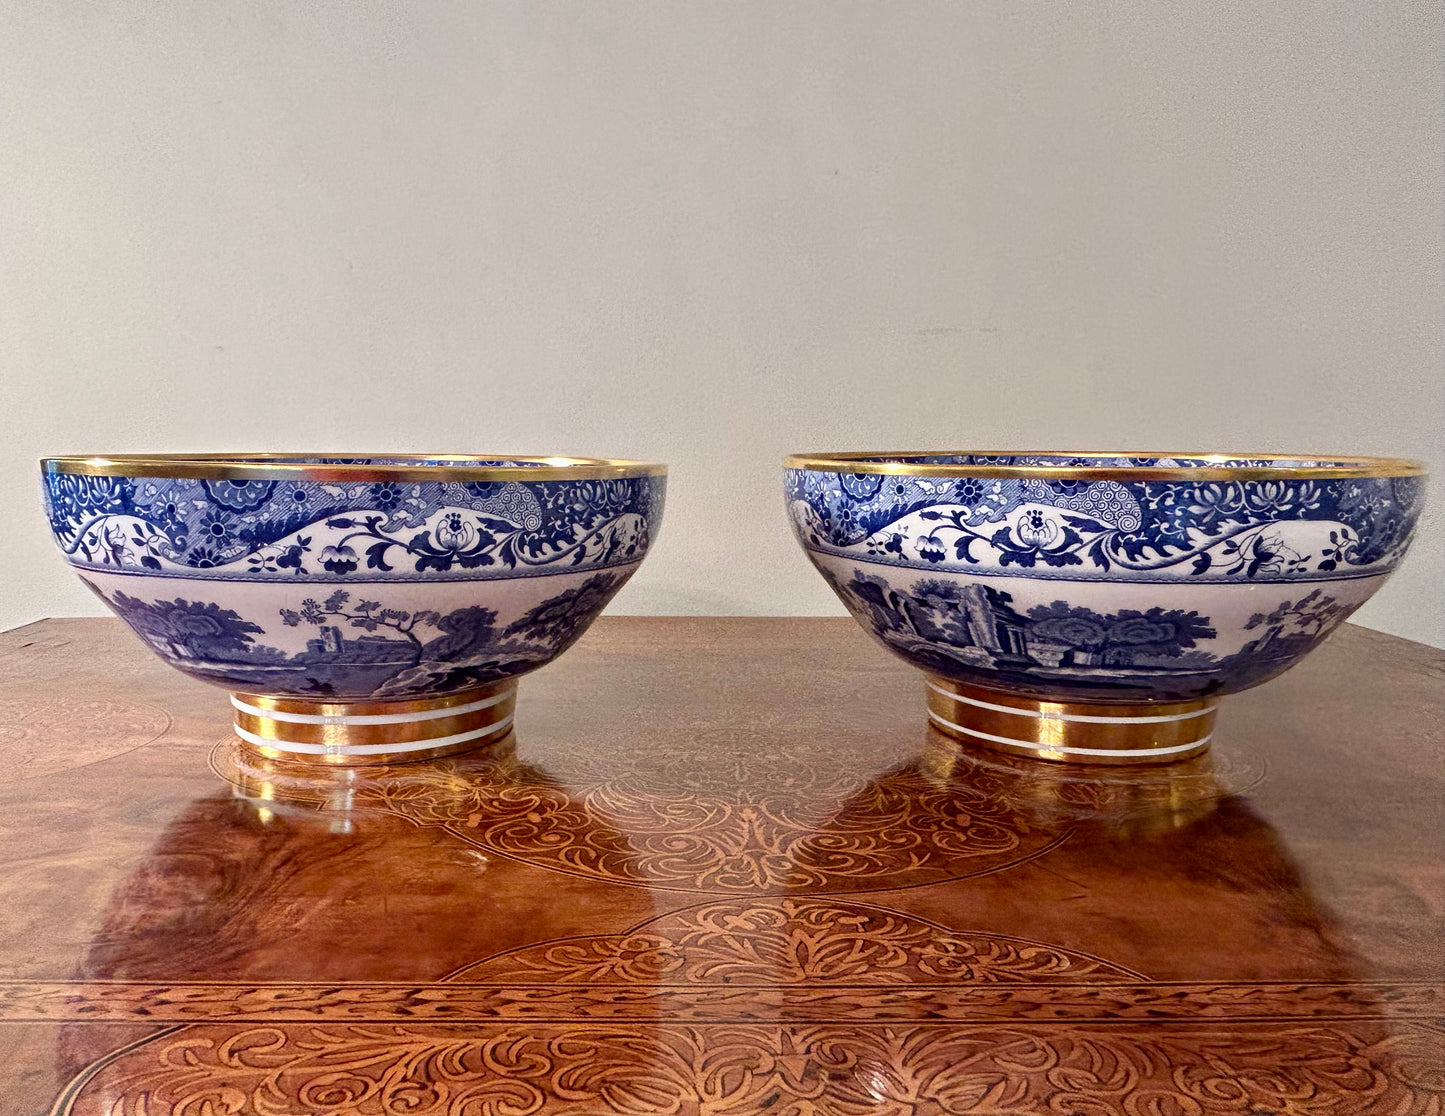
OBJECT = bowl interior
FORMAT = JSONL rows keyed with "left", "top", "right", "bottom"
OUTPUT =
{"left": 788, "top": 451, "right": 1424, "bottom": 478}
{"left": 42, "top": 453, "right": 667, "bottom": 481}
{"left": 171, "top": 455, "right": 565, "bottom": 467}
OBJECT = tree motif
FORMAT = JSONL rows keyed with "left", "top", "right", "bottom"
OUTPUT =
{"left": 419, "top": 606, "right": 502, "bottom": 662}
{"left": 280, "top": 590, "right": 440, "bottom": 649}
{"left": 502, "top": 573, "right": 620, "bottom": 648}
{"left": 1025, "top": 602, "right": 1215, "bottom": 663}
{"left": 109, "top": 593, "right": 267, "bottom": 661}
{"left": 1243, "top": 589, "right": 1344, "bottom": 640}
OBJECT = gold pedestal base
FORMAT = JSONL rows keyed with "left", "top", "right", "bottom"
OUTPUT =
{"left": 925, "top": 676, "right": 1217, "bottom": 766}
{"left": 230, "top": 681, "right": 517, "bottom": 766}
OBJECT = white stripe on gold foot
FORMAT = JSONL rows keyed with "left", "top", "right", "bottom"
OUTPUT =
{"left": 230, "top": 681, "right": 518, "bottom": 766}
{"left": 925, "top": 675, "right": 1217, "bottom": 766}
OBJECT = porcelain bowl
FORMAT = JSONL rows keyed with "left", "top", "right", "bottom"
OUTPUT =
{"left": 43, "top": 454, "right": 666, "bottom": 765}
{"left": 786, "top": 452, "right": 1424, "bottom": 765}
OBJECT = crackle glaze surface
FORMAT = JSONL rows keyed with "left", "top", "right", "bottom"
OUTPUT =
{"left": 0, "top": 616, "right": 1440, "bottom": 1115}
{"left": 787, "top": 454, "right": 1423, "bottom": 702}
{"left": 42, "top": 459, "right": 665, "bottom": 699}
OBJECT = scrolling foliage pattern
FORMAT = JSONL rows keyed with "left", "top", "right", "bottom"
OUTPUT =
{"left": 62, "top": 1020, "right": 1445, "bottom": 1115}
{"left": 375, "top": 764, "right": 1039, "bottom": 895}
{"left": 351, "top": 740, "right": 1061, "bottom": 894}
{"left": 453, "top": 896, "right": 1139, "bottom": 985}
{"left": 55, "top": 898, "right": 1445, "bottom": 1114}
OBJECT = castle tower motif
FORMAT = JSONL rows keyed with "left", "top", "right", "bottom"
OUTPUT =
{"left": 958, "top": 583, "right": 1030, "bottom": 658}
{"left": 320, "top": 625, "right": 343, "bottom": 655}
{"left": 958, "top": 584, "right": 1001, "bottom": 651}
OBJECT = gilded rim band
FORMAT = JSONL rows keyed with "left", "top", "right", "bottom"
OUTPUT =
{"left": 925, "top": 676, "right": 1217, "bottom": 765}
{"left": 40, "top": 453, "right": 667, "bottom": 483}
{"left": 784, "top": 450, "right": 1425, "bottom": 482}
{"left": 231, "top": 682, "right": 517, "bottom": 766}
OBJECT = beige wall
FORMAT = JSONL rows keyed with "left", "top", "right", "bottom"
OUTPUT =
{"left": 3, "top": 2, "right": 1441, "bottom": 645}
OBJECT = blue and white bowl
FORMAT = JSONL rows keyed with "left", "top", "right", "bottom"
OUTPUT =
{"left": 43, "top": 454, "right": 666, "bottom": 765}
{"left": 786, "top": 452, "right": 1425, "bottom": 765}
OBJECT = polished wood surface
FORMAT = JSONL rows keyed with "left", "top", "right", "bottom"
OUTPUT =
{"left": 0, "top": 616, "right": 1441, "bottom": 1113}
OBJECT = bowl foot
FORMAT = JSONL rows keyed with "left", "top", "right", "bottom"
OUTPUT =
{"left": 925, "top": 676, "right": 1217, "bottom": 766}
{"left": 229, "top": 681, "right": 517, "bottom": 766}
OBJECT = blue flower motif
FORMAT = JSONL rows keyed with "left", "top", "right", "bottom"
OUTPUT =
{"left": 370, "top": 482, "right": 406, "bottom": 511}
{"left": 153, "top": 494, "right": 186, "bottom": 521}
{"left": 44, "top": 473, "right": 134, "bottom": 537}
{"left": 1393, "top": 476, "right": 1424, "bottom": 514}
{"left": 1245, "top": 480, "right": 1318, "bottom": 516}
{"left": 320, "top": 545, "right": 359, "bottom": 574}
{"left": 840, "top": 472, "right": 884, "bottom": 500}
{"left": 1159, "top": 483, "right": 1247, "bottom": 539}
{"left": 1016, "top": 509, "right": 1061, "bottom": 547}
{"left": 1188, "top": 483, "right": 1247, "bottom": 520}
{"left": 916, "top": 536, "right": 947, "bottom": 563}
{"left": 1335, "top": 480, "right": 1377, "bottom": 519}
{"left": 202, "top": 479, "right": 277, "bottom": 512}
{"left": 435, "top": 513, "right": 478, "bottom": 552}
{"left": 879, "top": 477, "right": 921, "bottom": 504}
{"left": 198, "top": 509, "right": 234, "bottom": 545}
{"left": 953, "top": 478, "right": 987, "bottom": 506}
{"left": 185, "top": 546, "right": 222, "bottom": 568}
{"left": 546, "top": 480, "right": 634, "bottom": 519}
{"left": 1333, "top": 477, "right": 1415, "bottom": 564}
{"left": 464, "top": 481, "right": 501, "bottom": 500}
{"left": 137, "top": 491, "right": 190, "bottom": 549}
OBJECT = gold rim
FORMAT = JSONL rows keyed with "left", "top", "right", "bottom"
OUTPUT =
{"left": 40, "top": 453, "right": 667, "bottom": 482}
{"left": 783, "top": 450, "right": 1425, "bottom": 482}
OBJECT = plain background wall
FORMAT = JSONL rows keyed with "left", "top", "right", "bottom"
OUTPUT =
{"left": 2, "top": 2, "right": 1441, "bottom": 645}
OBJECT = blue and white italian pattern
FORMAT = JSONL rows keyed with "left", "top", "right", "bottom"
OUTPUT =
{"left": 43, "top": 457, "right": 666, "bottom": 700}
{"left": 787, "top": 454, "right": 1423, "bottom": 703}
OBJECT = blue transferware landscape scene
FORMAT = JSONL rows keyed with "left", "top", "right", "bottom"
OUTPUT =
{"left": 824, "top": 566, "right": 1352, "bottom": 702}
{"left": 83, "top": 572, "right": 622, "bottom": 699}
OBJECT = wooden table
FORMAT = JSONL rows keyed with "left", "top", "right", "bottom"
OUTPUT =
{"left": 0, "top": 616, "right": 1441, "bottom": 1114}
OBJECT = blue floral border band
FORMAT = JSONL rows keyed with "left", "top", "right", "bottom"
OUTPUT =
{"left": 44, "top": 471, "right": 666, "bottom": 582}
{"left": 786, "top": 458, "right": 1422, "bottom": 584}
